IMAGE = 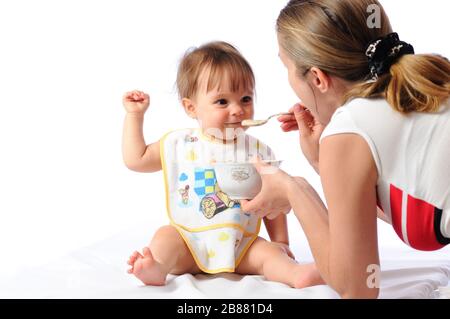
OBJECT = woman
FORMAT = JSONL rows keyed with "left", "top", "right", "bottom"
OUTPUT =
{"left": 241, "top": 0, "right": 450, "bottom": 298}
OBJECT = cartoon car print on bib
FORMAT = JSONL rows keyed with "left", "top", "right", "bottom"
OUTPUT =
{"left": 193, "top": 167, "right": 238, "bottom": 219}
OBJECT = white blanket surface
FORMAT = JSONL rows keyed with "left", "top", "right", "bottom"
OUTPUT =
{"left": 1, "top": 224, "right": 449, "bottom": 299}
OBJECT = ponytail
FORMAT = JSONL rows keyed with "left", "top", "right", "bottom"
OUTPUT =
{"left": 345, "top": 54, "right": 450, "bottom": 113}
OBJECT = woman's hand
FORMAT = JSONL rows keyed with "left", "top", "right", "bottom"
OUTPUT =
{"left": 123, "top": 90, "right": 150, "bottom": 114}
{"left": 278, "top": 103, "right": 325, "bottom": 172}
{"left": 240, "top": 157, "right": 294, "bottom": 220}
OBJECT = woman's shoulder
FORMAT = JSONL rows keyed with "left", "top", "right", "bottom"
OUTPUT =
{"left": 334, "top": 98, "right": 403, "bottom": 129}
{"left": 341, "top": 97, "right": 391, "bottom": 113}
{"left": 342, "top": 97, "right": 450, "bottom": 117}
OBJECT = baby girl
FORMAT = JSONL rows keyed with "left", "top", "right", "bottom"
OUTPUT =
{"left": 122, "top": 41, "right": 323, "bottom": 288}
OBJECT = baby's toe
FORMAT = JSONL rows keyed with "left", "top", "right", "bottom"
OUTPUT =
{"left": 131, "top": 251, "right": 142, "bottom": 259}
{"left": 142, "top": 247, "right": 152, "bottom": 257}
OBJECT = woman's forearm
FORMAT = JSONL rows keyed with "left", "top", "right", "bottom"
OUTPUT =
{"left": 287, "top": 178, "right": 378, "bottom": 298}
{"left": 286, "top": 178, "right": 332, "bottom": 283}
{"left": 122, "top": 113, "right": 147, "bottom": 167}
{"left": 264, "top": 214, "right": 289, "bottom": 244}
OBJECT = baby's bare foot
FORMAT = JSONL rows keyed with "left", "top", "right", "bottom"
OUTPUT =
{"left": 127, "top": 247, "right": 166, "bottom": 286}
{"left": 293, "top": 263, "right": 325, "bottom": 289}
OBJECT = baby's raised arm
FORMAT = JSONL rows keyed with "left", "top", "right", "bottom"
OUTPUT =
{"left": 122, "top": 90, "right": 162, "bottom": 173}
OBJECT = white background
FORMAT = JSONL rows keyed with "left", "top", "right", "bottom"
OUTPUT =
{"left": 0, "top": 0, "right": 449, "bottom": 280}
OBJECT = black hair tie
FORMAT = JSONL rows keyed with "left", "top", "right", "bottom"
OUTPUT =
{"left": 365, "top": 32, "right": 415, "bottom": 81}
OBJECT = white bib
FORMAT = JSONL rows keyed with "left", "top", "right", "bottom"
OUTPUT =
{"left": 160, "top": 128, "right": 275, "bottom": 273}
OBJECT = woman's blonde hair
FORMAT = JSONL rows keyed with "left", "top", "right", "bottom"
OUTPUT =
{"left": 176, "top": 41, "right": 255, "bottom": 100}
{"left": 277, "top": 0, "right": 450, "bottom": 113}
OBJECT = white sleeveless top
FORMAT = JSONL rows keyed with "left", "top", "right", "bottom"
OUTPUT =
{"left": 320, "top": 98, "right": 450, "bottom": 251}
{"left": 160, "top": 128, "right": 275, "bottom": 273}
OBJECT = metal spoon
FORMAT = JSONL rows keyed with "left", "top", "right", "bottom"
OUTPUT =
{"left": 241, "top": 112, "right": 293, "bottom": 127}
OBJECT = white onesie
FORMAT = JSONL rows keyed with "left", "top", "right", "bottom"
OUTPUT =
{"left": 160, "top": 128, "right": 275, "bottom": 273}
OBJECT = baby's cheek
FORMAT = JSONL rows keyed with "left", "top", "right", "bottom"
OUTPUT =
{"left": 209, "top": 119, "right": 222, "bottom": 129}
{"left": 246, "top": 107, "right": 255, "bottom": 118}
{"left": 214, "top": 114, "right": 228, "bottom": 127}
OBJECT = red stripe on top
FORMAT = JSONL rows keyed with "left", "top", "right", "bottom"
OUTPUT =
{"left": 406, "top": 194, "right": 444, "bottom": 251}
{"left": 390, "top": 184, "right": 404, "bottom": 242}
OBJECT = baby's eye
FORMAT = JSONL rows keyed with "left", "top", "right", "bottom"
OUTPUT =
{"left": 241, "top": 96, "right": 253, "bottom": 104}
{"left": 215, "top": 99, "right": 228, "bottom": 106}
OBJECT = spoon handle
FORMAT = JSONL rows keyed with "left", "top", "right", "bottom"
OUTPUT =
{"left": 269, "top": 112, "right": 293, "bottom": 119}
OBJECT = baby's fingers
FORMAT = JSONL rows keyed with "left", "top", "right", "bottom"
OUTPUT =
{"left": 123, "top": 91, "right": 135, "bottom": 100}
{"left": 123, "top": 90, "right": 147, "bottom": 102}
{"left": 131, "top": 91, "right": 145, "bottom": 101}
{"left": 142, "top": 93, "right": 150, "bottom": 102}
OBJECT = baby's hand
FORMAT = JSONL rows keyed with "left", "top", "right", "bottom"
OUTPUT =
{"left": 123, "top": 90, "right": 150, "bottom": 114}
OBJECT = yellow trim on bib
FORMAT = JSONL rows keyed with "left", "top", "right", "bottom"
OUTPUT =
{"left": 198, "top": 129, "right": 239, "bottom": 145}
{"left": 160, "top": 129, "right": 178, "bottom": 228}
{"left": 173, "top": 221, "right": 260, "bottom": 236}
{"left": 172, "top": 221, "right": 261, "bottom": 274}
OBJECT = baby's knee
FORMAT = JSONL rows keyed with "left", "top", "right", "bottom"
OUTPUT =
{"left": 155, "top": 225, "right": 177, "bottom": 236}
{"left": 265, "top": 241, "right": 287, "bottom": 255}
{"left": 253, "top": 239, "right": 286, "bottom": 257}
{"left": 152, "top": 225, "right": 177, "bottom": 242}
{"left": 150, "top": 225, "right": 182, "bottom": 249}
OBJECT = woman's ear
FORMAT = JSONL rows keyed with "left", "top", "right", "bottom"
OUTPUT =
{"left": 309, "top": 67, "right": 331, "bottom": 94}
{"left": 182, "top": 98, "right": 197, "bottom": 119}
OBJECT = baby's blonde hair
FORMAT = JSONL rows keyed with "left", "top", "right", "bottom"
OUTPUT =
{"left": 176, "top": 41, "right": 255, "bottom": 100}
{"left": 277, "top": 0, "right": 450, "bottom": 113}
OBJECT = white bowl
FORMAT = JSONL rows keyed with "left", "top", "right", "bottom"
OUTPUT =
{"left": 213, "top": 160, "right": 282, "bottom": 200}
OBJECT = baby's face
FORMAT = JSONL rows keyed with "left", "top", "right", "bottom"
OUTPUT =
{"left": 191, "top": 78, "right": 254, "bottom": 141}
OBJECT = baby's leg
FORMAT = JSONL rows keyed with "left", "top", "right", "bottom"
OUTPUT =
{"left": 235, "top": 237, "right": 324, "bottom": 288}
{"left": 127, "top": 225, "right": 200, "bottom": 286}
